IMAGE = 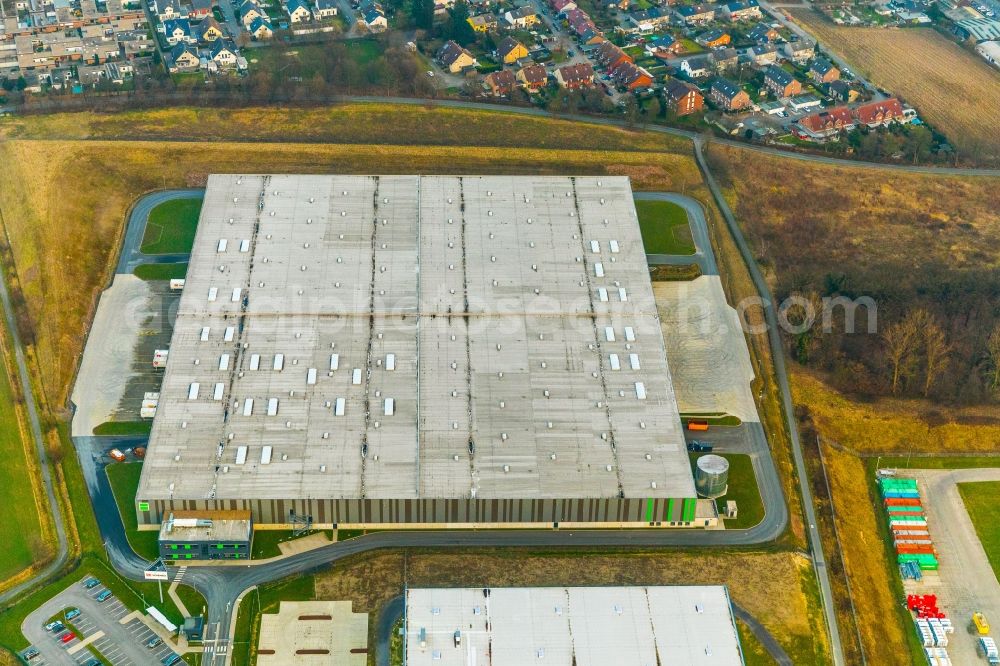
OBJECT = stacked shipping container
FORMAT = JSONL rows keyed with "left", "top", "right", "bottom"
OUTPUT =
{"left": 880, "top": 477, "right": 939, "bottom": 570}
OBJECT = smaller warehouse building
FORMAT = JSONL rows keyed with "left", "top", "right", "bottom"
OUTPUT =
{"left": 157, "top": 510, "right": 253, "bottom": 561}
{"left": 407, "top": 585, "right": 745, "bottom": 665}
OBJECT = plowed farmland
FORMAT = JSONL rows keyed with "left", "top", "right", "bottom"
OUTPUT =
{"left": 790, "top": 10, "right": 1000, "bottom": 164}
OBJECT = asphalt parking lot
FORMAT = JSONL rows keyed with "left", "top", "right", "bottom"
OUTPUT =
{"left": 20, "top": 576, "right": 185, "bottom": 666}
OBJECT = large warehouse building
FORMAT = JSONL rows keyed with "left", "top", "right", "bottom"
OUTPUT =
{"left": 406, "top": 585, "right": 745, "bottom": 666}
{"left": 136, "top": 174, "right": 699, "bottom": 528}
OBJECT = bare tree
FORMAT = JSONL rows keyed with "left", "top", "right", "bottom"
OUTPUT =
{"left": 988, "top": 324, "right": 1000, "bottom": 394}
{"left": 921, "top": 317, "right": 951, "bottom": 398}
{"left": 882, "top": 311, "right": 922, "bottom": 394}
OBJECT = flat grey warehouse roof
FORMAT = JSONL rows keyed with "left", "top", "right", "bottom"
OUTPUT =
{"left": 138, "top": 174, "right": 695, "bottom": 503}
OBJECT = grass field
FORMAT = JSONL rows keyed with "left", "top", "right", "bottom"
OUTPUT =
{"left": 105, "top": 462, "right": 159, "bottom": 561}
{"left": 688, "top": 452, "right": 765, "bottom": 529}
{"left": 92, "top": 420, "right": 152, "bottom": 436}
{"left": 0, "top": 328, "right": 48, "bottom": 589}
{"left": 140, "top": 199, "right": 202, "bottom": 255}
{"left": 634, "top": 199, "right": 696, "bottom": 255}
{"left": 133, "top": 263, "right": 188, "bottom": 281}
{"left": 789, "top": 10, "right": 1000, "bottom": 164}
{"left": 958, "top": 482, "right": 1000, "bottom": 581}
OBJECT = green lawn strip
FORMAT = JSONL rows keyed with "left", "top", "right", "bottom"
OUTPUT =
{"left": 863, "top": 458, "right": 932, "bottom": 664}
{"left": 634, "top": 199, "right": 696, "bottom": 255}
{"left": 92, "top": 420, "right": 152, "bottom": 436}
{"left": 133, "top": 263, "right": 188, "bottom": 281}
{"left": 957, "top": 481, "right": 1000, "bottom": 581}
{"left": 231, "top": 575, "right": 316, "bottom": 666}
{"left": 140, "top": 199, "right": 203, "bottom": 254}
{"left": 687, "top": 453, "right": 764, "bottom": 529}
{"left": 0, "top": 331, "right": 46, "bottom": 584}
{"left": 735, "top": 619, "right": 778, "bottom": 666}
{"left": 875, "top": 456, "right": 1000, "bottom": 470}
{"left": 389, "top": 616, "right": 404, "bottom": 666}
{"left": 250, "top": 529, "right": 330, "bottom": 559}
{"left": 42, "top": 615, "right": 111, "bottom": 665}
{"left": 680, "top": 412, "right": 742, "bottom": 427}
{"left": 105, "top": 462, "right": 159, "bottom": 561}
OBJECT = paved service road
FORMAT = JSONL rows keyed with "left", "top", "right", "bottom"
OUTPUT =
{"left": 904, "top": 468, "right": 1000, "bottom": 665}
{"left": 21, "top": 576, "right": 184, "bottom": 666}
{"left": 117, "top": 189, "right": 202, "bottom": 275}
{"left": 375, "top": 595, "right": 403, "bottom": 666}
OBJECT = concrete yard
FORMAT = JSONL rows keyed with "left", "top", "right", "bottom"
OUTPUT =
{"left": 257, "top": 600, "right": 367, "bottom": 666}
{"left": 70, "top": 275, "right": 159, "bottom": 437}
{"left": 137, "top": 174, "right": 699, "bottom": 526}
{"left": 653, "top": 276, "right": 757, "bottom": 423}
{"left": 902, "top": 468, "right": 1000, "bottom": 665}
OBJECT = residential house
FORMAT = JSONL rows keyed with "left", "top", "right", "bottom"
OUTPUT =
{"left": 362, "top": 3, "right": 387, "bottom": 31}
{"left": 484, "top": 69, "right": 516, "bottom": 96}
{"left": 782, "top": 38, "right": 814, "bottom": 63}
{"left": 154, "top": 0, "right": 186, "bottom": 20}
{"left": 504, "top": 6, "right": 540, "bottom": 28}
{"left": 498, "top": 36, "right": 529, "bottom": 64}
{"left": 165, "top": 42, "right": 199, "bottom": 72}
{"left": 210, "top": 39, "right": 239, "bottom": 67}
{"left": 628, "top": 7, "right": 671, "bottom": 33}
{"left": 663, "top": 78, "right": 704, "bottom": 115}
{"left": 314, "top": 0, "right": 338, "bottom": 18}
{"left": 722, "top": 0, "right": 761, "bottom": 20}
{"left": 795, "top": 106, "right": 854, "bottom": 140}
{"left": 678, "top": 54, "right": 713, "bottom": 78}
{"left": 746, "top": 43, "right": 778, "bottom": 66}
{"left": 746, "top": 22, "right": 779, "bottom": 43}
{"left": 467, "top": 13, "right": 497, "bottom": 32}
{"left": 595, "top": 41, "right": 631, "bottom": 70}
{"left": 550, "top": 0, "right": 576, "bottom": 14}
{"left": 567, "top": 9, "right": 600, "bottom": 42}
{"left": 763, "top": 64, "right": 801, "bottom": 97}
{"left": 645, "top": 34, "right": 683, "bottom": 57}
{"left": 709, "top": 76, "right": 751, "bottom": 110}
{"left": 197, "top": 17, "right": 225, "bottom": 42}
{"left": 674, "top": 3, "right": 717, "bottom": 24}
{"left": 285, "top": 0, "right": 313, "bottom": 22}
{"left": 696, "top": 28, "right": 730, "bottom": 48}
{"left": 712, "top": 47, "right": 739, "bottom": 72}
{"left": 239, "top": 0, "right": 265, "bottom": 28}
{"left": 162, "top": 18, "right": 195, "bottom": 44}
{"left": 188, "top": 0, "right": 214, "bottom": 20}
{"left": 437, "top": 40, "right": 477, "bottom": 73}
{"left": 827, "top": 79, "right": 859, "bottom": 103}
{"left": 516, "top": 63, "right": 548, "bottom": 91}
{"left": 554, "top": 61, "right": 594, "bottom": 89}
{"left": 249, "top": 15, "right": 273, "bottom": 38}
{"left": 610, "top": 60, "right": 653, "bottom": 90}
{"left": 853, "top": 98, "right": 905, "bottom": 126}
{"left": 809, "top": 57, "right": 839, "bottom": 84}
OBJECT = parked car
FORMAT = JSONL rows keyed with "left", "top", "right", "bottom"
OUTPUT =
{"left": 686, "top": 440, "right": 713, "bottom": 452}
{"left": 162, "top": 654, "right": 183, "bottom": 665}
{"left": 22, "top": 647, "right": 40, "bottom": 660}
{"left": 64, "top": 608, "right": 80, "bottom": 621}
{"left": 147, "top": 636, "right": 163, "bottom": 648}
{"left": 59, "top": 631, "right": 75, "bottom": 644}
{"left": 83, "top": 659, "right": 101, "bottom": 666}
{"left": 44, "top": 620, "right": 63, "bottom": 632}
{"left": 96, "top": 590, "right": 113, "bottom": 602}
{"left": 84, "top": 578, "right": 100, "bottom": 589}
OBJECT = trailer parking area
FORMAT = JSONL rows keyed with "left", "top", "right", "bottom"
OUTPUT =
{"left": 20, "top": 575, "right": 186, "bottom": 666}
{"left": 901, "top": 468, "right": 1000, "bottom": 665}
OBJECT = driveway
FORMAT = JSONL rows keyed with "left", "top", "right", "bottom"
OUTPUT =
{"left": 903, "top": 468, "right": 1000, "bottom": 665}
{"left": 117, "top": 189, "right": 201, "bottom": 275}
{"left": 21, "top": 576, "right": 184, "bottom": 666}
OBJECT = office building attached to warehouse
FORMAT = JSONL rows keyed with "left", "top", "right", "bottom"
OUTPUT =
{"left": 135, "top": 174, "right": 705, "bottom": 528}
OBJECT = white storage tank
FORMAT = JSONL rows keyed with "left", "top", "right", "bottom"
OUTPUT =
{"left": 695, "top": 454, "right": 729, "bottom": 499}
